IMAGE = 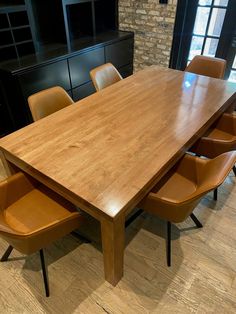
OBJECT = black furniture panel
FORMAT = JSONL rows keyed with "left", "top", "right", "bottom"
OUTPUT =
{"left": 105, "top": 38, "right": 134, "bottom": 68}
{"left": 0, "top": 3, "right": 35, "bottom": 62}
{"left": 72, "top": 81, "right": 96, "bottom": 101}
{"left": 0, "top": 0, "right": 134, "bottom": 136}
{"left": 119, "top": 64, "right": 133, "bottom": 79}
{"left": 69, "top": 47, "right": 104, "bottom": 88}
{"left": 17, "top": 60, "right": 70, "bottom": 98}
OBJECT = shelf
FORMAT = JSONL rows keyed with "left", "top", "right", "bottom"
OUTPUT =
{"left": 0, "top": 30, "right": 13, "bottom": 45}
{"left": 0, "top": 12, "right": 9, "bottom": 29}
{"left": 0, "top": 24, "right": 30, "bottom": 32}
{"left": 67, "top": 1, "right": 94, "bottom": 40}
{"left": 13, "top": 26, "right": 31, "bottom": 42}
{"left": 9, "top": 10, "right": 29, "bottom": 27}
{"left": 0, "top": 46, "right": 17, "bottom": 60}
{"left": 0, "top": 4, "right": 26, "bottom": 13}
{"left": 17, "top": 40, "right": 34, "bottom": 56}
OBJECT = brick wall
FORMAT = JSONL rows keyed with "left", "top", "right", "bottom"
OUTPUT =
{"left": 119, "top": 0, "right": 178, "bottom": 71}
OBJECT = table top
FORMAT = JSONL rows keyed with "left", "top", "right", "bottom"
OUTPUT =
{"left": 1, "top": 66, "right": 236, "bottom": 221}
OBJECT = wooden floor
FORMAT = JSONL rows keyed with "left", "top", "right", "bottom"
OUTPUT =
{"left": 0, "top": 160, "right": 236, "bottom": 313}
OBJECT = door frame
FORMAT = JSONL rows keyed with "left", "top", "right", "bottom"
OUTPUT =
{"left": 170, "top": 0, "right": 236, "bottom": 78}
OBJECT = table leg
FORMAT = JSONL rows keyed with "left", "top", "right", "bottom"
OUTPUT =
{"left": 0, "top": 151, "right": 17, "bottom": 177}
{"left": 101, "top": 214, "right": 125, "bottom": 286}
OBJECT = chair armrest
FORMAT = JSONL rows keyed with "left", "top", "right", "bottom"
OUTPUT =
{"left": 215, "top": 113, "right": 236, "bottom": 134}
{"left": 0, "top": 172, "right": 36, "bottom": 210}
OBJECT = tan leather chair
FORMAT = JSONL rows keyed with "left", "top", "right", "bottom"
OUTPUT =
{"left": 186, "top": 56, "right": 236, "bottom": 183}
{"left": 0, "top": 172, "right": 84, "bottom": 297}
{"left": 90, "top": 63, "right": 123, "bottom": 91}
{"left": 139, "top": 151, "right": 236, "bottom": 266}
{"left": 191, "top": 113, "right": 236, "bottom": 183}
{"left": 185, "top": 55, "right": 226, "bottom": 79}
{"left": 28, "top": 86, "right": 74, "bottom": 121}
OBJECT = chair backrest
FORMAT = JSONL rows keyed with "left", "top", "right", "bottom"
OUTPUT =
{"left": 28, "top": 86, "right": 74, "bottom": 121}
{"left": 196, "top": 151, "right": 236, "bottom": 191}
{"left": 90, "top": 63, "right": 123, "bottom": 91}
{"left": 185, "top": 55, "right": 226, "bottom": 79}
{"left": 143, "top": 151, "right": 236, "bottom": 223}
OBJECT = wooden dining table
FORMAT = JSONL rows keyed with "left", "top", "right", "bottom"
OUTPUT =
{"left": 0, "top": 66, "right": 236, "bottom": 286}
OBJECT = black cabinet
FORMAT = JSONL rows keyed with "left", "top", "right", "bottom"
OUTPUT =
{"left": 0, "top": 0, "right": 134, "bottom": 137}
{"left": 72, "top": 82, "right": 96, "bottom": 101}
{"left": 18, "top": 60, "right": 71, "bottom": 98}
{"left": 105, "top": 39, "right": 134, "bottom": 68}
{"left": 69, "top": 47, "right": 104, "bottom": 88}
{"left": 0, "top": 32, "right": 134, "bottom": 135}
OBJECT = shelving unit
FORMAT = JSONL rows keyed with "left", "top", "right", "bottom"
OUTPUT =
{"left": 62, "top": 0, "right": 117, "bottom": 50}
{"left": 0, "top": 1, "right": 35, "bottom": 62}
{"left": 0, "top": 0, "right": 134, "bottom": 136}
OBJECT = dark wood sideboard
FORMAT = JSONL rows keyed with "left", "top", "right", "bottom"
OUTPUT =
{"left": 0, "top": 0, "right": 134, "bottom": 136}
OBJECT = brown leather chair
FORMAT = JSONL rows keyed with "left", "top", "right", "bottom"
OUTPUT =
{"left": 0, "top": 172, "right": 84, "bottom": 297}
{"left": 90, "top": 63, "right": 123, "bottom": 91}
{"left": 185, "top": 55, "right": 226, "bottom": 79}
{"left": 28, "top": 86, "right": 74, "bottom": 121}
{"left": 191, "top": 113, "right": 236, "bottom": 186}
{"left": 186, "top": 56, "right": 236, "bottom": 185}
{"left": 139, "top": 151, "right": 236, "bottom": 266}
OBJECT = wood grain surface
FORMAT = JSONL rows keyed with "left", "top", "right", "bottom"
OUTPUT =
{"left": 0, "top": 66, "right": 235, "bottom": 286}
{"left": 0, "top": 158, "right": 236, "bottom": 313}
{"left": 0, "top": 66, "right": 235, "bottom": 220}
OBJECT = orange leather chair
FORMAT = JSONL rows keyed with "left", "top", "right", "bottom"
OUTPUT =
{"left": 90, "top": 63, "right": 123, "bottom": 91}
{"left": 185, "top": 55, "right": 226, "bottom": 79}
{"left": 28, "top": 86, "right": 74, "bottom": 121}
{"left": 186, "top": 55, "right": 236, "bottom": 187}
{"left": 139, "top": 151, "right": 236, "bottom": 266}
{"left": 191, "top": 113, "right": 236, "bottom": 192}
{"left": 0, "top": 172, "right": 84, "bottom": 297}
{"left": 191, "top": 113, "right": 236, "bottom": 159}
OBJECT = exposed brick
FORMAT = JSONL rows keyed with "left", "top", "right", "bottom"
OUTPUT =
{"left": 119, "top": 1, "right": 177, "bottom": 71}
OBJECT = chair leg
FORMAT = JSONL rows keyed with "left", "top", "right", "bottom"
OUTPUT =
{"left": 39, "top": 249, "right": 50, "bottom": 297}
{"left": 190, "top": 213, "right": 203, "bottom": 228}
{"left": 166, "top": 221, "right": 171, "bottom": 267}
{"left": 1, "top": 245, "right": 13, "bottom": 262}
{"left": 233, "top": 165, "right": 236, "bottom": 177}
{"left": 213, "top": 188, "right": 218, "bottom": 201}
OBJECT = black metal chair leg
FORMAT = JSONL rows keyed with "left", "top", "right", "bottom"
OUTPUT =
{"left": 39, "top": 249, "right": 50, "bottom": 297}
{"left": 213, "top": 188, "right": 218, "bottom": 201}
{"left": 233, "top": 165, "right": 236, "bottom": 177}
{"left": 167, "top": 221, "right": 171, "bottom": 267}
{"left": 190, "top": 213, "right": 203, "bottom": 228}
{"left": 1, "top": 245, "right": 13, "bottom": 262}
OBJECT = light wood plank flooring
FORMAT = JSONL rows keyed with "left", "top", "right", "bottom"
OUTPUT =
{"left": 0, "top": 160, "right": 236, "bottom": 313}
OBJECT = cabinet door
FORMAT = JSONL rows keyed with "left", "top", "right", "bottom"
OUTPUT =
{"left": 17, "top": 60, "right": 70, "bottom": 98}
{"left": 105, "top": 38, "right": 134, "bottom": 68}
{"left": 69, "top": 47, "right": 105, "bottom": 88}
{"left": 72, "top": 81, "right": 96, "bottom": 101}
{"left": 119, "top": 64, "right": 133, "bottom": 78}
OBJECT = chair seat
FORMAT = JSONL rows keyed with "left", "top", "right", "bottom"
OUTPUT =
{"left": 154, "top": 172, "right": 197, "bottom": 202}
{"left": 0, "top": 174, "right": 83, "bottom": 255}
{"left": 4, "top": 186, "right": 77, "bottom": 234}
{"left": 190, "top": 113, "right": 236, "bottom": 158}
{"left": 207, "top": 128, "right": 235, "bottom": 141}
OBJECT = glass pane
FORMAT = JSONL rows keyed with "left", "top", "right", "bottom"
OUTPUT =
{"left": 208, "top": 8, "right": 226, "bottom": 36}
{"left": 203, "top": 37, "right": 219, "bottom": 56}
{"left": 188, "top": 36, "right": 204, "bottom": 60}
{"left": 228, "top": 71, "right": 236, "bottom": 82}
{"left": 199, "top": 0, "right": 212, "bottom": 5}
{"left": 214, "top": 0, "right": 229, "bottom": 6}
{"left": 233, "top": 55, "right": 236, "bottom": 69}
{"left": 193, "top": 7, "right": 210, "bottom": 35}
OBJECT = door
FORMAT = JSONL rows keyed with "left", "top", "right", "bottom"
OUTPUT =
{"left": 170, "top": 0, "right": 236, "bottom": 80}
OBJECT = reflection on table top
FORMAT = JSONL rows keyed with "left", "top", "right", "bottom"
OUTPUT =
{"left": 0, "top": 66, "right": 236, "bottom": 220}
